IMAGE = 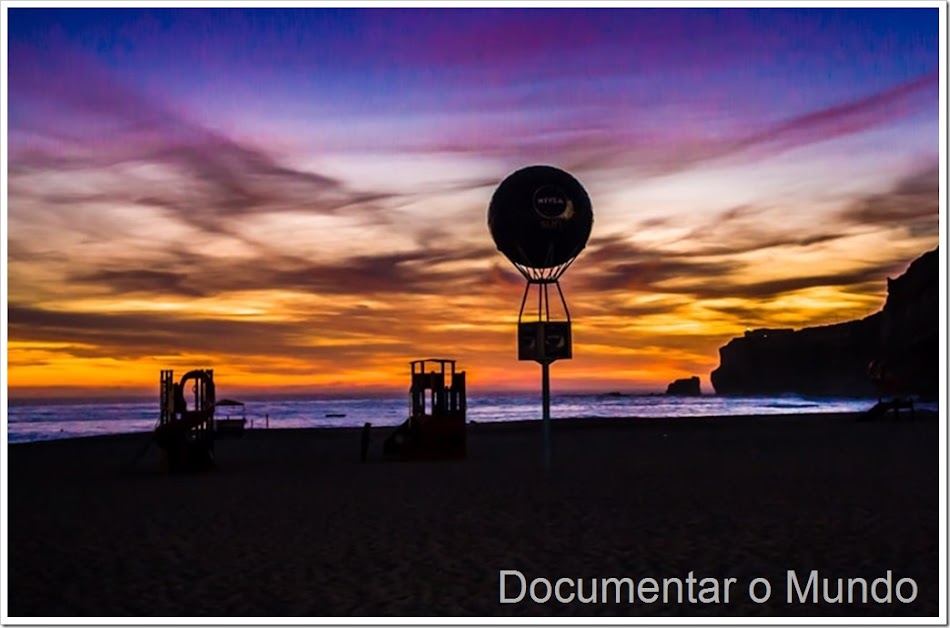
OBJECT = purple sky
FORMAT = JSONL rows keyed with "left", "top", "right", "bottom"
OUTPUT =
{"left": 6, "top": 7, "right": 942, "bottom": 395}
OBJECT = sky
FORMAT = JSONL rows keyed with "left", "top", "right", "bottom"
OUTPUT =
{"left": 5, "top": 5, "right": 943, "bottom": 398}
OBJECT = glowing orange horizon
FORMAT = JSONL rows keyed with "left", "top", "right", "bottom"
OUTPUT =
{"left": 6, "top": 269, "right": 903, "bottom": 399}
{"left": 6, "top": 9, "right": 939, "bottom": 399}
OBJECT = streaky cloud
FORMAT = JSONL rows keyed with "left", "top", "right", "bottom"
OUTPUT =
{"left": 7, "top": 303, "right": 416, "bottom": 361}
{"left": 8, "top": 40, "right": 400, "bottom": 241}
{"left": 724, "top": 71, "right": 938, "bottom": 159}
{"left": 577, "top": 236, "right": 740, "bottom": 293}
{"left": 574, "top": 234, "right": 925, "bottom": 301}
{"left": 63, "top": 243, "right": 499, "bottom": 299}
{"left": 837, "top": 163, "right": 938, "bottom": 236}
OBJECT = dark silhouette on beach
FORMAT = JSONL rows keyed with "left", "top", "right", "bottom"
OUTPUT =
{"left": 361, "top": 422, "right": 371, "bottom": 462}
{"left": 153, "top": 369, "right": 216, "bottom": 471}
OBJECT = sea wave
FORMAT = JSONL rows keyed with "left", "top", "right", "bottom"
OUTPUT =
{"left": 4, "top": 393, "right": 904, "bottom": 443}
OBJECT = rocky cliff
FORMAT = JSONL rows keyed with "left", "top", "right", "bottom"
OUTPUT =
{"left": 710, "top": 249, "right": 938, "bottom": 399}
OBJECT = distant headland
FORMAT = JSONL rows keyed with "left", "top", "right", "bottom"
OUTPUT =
{"left": 711, "top": 249, "right": 938, "bottom": 399}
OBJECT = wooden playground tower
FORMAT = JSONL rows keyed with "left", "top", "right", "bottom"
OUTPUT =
{"left": 154, "top": 369, "right": 216, "bottom": 470}
{"left": 384, "top": 359, "right": 467, "bottom": 459}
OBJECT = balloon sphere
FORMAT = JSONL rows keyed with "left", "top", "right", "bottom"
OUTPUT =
{"left": 488, "top": 165, "right": 593, "bottom": 269}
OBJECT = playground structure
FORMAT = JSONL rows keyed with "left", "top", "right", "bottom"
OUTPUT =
{"left": 154, "top": 369, "right": 216, "bottom": 470}
{"left": 384, "top": 359, "right": 467, "bottom": 459}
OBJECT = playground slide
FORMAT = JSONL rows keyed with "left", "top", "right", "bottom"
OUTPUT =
{"left": 383, "top": 414, "right": 465, "bottom": 459}
{"left": 154, "top": 410, "right": 213, "bottom": 448}
{"left": 383, "top": 418, "right": 412, "bottom": 456}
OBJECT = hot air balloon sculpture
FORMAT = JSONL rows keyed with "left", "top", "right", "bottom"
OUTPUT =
{"left": 488, "top": 165, "right": 593, "bottom": 468}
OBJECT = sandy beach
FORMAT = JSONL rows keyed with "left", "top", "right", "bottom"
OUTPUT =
{"left": 7, "top": 412, "right": 940, "bottom": 617}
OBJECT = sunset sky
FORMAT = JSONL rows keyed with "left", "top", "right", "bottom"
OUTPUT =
{"left": 5, "top": 6, "right": 943, "bottom": 398}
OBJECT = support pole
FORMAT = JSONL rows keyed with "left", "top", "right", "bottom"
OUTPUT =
{"left": 542, "top": 361, "right": 551, "bottom": 471}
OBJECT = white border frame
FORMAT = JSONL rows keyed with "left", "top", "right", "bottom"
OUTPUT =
{"left": 1, "top": 0, "right": 946, "bottom": 625}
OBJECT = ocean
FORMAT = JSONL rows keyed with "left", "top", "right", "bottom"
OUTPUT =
{"left": 7, "top": 392, "right": 919, "bottom": 444}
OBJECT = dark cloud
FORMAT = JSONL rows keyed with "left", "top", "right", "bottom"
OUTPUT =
{"left": 838, "top": 163, "right": 938, "bottom": 236}
{"left": 701, "top": 280, "right": 884, "bottom": 324}
{"left": 635, "top": 216, "right": 677, "bottom": 230}
{"left": 7, "top": 239, "right": 70, "bottom": 264}
{"left": 7, "top": 304, "right": 415, "bottom": 361}
{"left": 580, "top": 301, "right": 683, "bottom": 319}
{"left": 267, "top": 252, "right": 461, "bottom": 296}
{"left": 484, "top": 263, "right": 524, "bottom": 289}
{"left": 62, "top": 242, "right": 499, "bottom": 299}
{"left": 577, "top": 236, "right": 740, "bottom": 292}
{"left": 665, "top": 205, "right": 849, "bottom": 257}
{"left": 574, "top": 235, "right": 917, "bottom": 302}
{"left": 690, "top": 265, "right": 899, "bottom": 300}
{"left": 8, "top": 41, "right": 400, "bottom": 242}
{"left": 72, "top": 269, "right": 206, "bottom": 298}
{"left": 272, "top": 249, "right": 494, "bottom": 296}
{"left": 610, "top": 163, "right": 936, "bottom": 267}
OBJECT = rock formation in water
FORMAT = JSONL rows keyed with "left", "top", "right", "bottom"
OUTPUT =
{"left": 666, "top": 376, "right": 701, "bottom": 396}
{"left": 710, "top": 249, "right": 938, "bottom": 399}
